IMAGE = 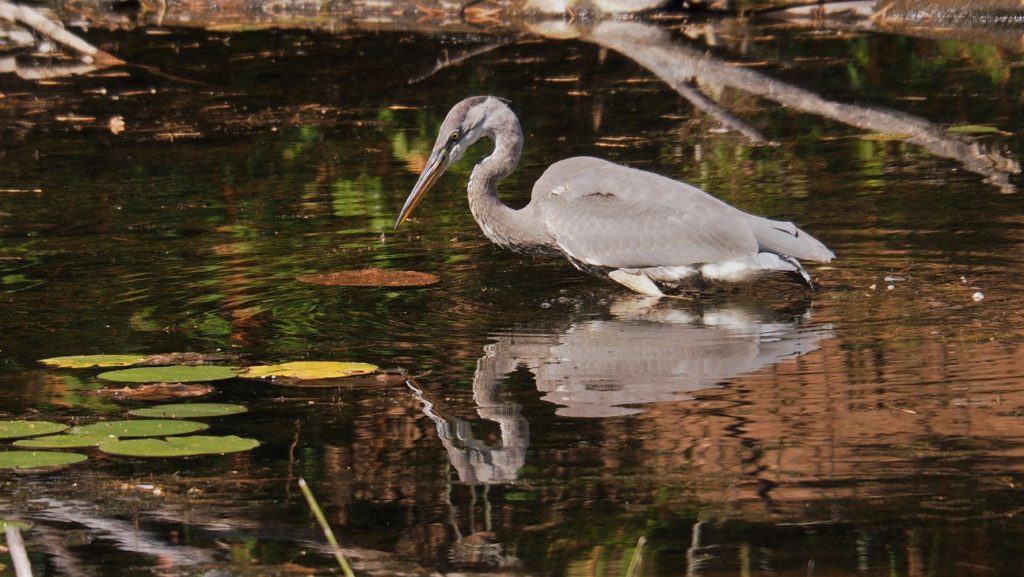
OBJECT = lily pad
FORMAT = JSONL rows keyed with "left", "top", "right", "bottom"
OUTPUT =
{"left": 39, "top": 354, "right": 147, "bottom": 369}
{"left": 139, "top": 352, "right": 239, "bottom": 366}
{"left": 14, "top": 434, "right": 108, "bottom": 449}
{"left": 70, "top": 419, "right": 208, "bottom": 438}
{"left": 297, "top": 268, "right": 438, "bottom": 287}
{"left": 0, "top": 451, "right": 88, "bottom": 469}
{"left": 240, "top": 361, "right": 378, "bottom": 380}
{"left": 95, "top": 383, "right": 216, "bottom": 401}
{"left": 97, "top": 365, "right": 239, "bottom": 383}
{"left": 98, "top": 435, "right": 260, "bottom": 457}
{"left": 0, "top": 420, "right": 69, "bottom": 440}
{"left": 129, "top": 403, "right": 248, "bottom": 419}
{"left": 858, "top": 132, "right": 910, "bottom": 141}
{"left": 946, "top": 124, "right": 1005, "bottom": 135}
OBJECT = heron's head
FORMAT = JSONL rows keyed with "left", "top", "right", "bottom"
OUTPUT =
{"left": 394, "top": 96, "right": 509, "bottom": 228}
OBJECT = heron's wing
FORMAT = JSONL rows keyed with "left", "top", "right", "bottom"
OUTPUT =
{"left": 532, "top": 157, "right": 758, "bottom": 268}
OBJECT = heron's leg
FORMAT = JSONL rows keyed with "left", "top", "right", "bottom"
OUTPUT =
{"left": 608, "top": 269, "right": 664, "bottom": 297}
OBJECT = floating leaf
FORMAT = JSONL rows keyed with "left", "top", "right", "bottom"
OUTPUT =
{"left": 71, "top": 419, "right": 208, "bottom": 438}
{"left": 0, "top": 519, "right": 33, "bottom": 530}
{"left": 297, "top": 268, "right": 438, "bottom": 287}
{"left": 858, "top": 132, "right": 910, "bottom": 141}
{"left": 97, "top": 365, "right": 239, "bottom": 383}
{"left": 241, "top": 361, "right": 378, "bottom": 380}
{"left": 946, "top": 124, "right": 1004, "bottom": 135}
{"left": 0, "top": 420, "right": 69, "bottom": 440}
{"left": 99, "top": 435, "right": 260, "bottom": 457}
{"left": 95, "top": 383, "right": 216, "bottom": 401}
{"left": 39, "top": 354, "right": 147, "bottom": 369}
{"left": 139, "top": 352, "right": 239, "bottom": 366}
{"left": 14, "top": 434, "right": 107, "bottom": 449}
{"left": 129, "top": 403, "right": 248, "bottom": 419}
{"left": 0, "top": 451, "right": 87, "bottom": 469}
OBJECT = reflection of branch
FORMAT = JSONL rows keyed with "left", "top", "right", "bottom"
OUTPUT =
{"left": 408, "top": 36, "right": 520, "bottom": 84}
{"left": 0, "top": 0, "right": 121, "bottom": 65}
{"left": 0, "top": 55, "right": 98, "bottom": 79}
{"left": 586, "top": 20, "right": 1020, "bottom": 193}
{"left": 675, "top": 79, "right": 773, "bottom": 144}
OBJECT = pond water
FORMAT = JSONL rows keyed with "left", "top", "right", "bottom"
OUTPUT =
{"left": 2, "top": 5, "right": 1024, "bottom": 576}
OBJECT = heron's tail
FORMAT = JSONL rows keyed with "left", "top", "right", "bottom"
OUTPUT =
{"left": 748, "top": 216, "right": 834, "bottom": 263}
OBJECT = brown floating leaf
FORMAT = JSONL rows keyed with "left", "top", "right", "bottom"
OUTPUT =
{"left": 94, "top": 383, "right": 216, "bottom": 401}
{"left": 297, "top": 268, "right": 438, "bottom": 287}
{"left": 139, "top": 352, "right": 239, "bottom": 366}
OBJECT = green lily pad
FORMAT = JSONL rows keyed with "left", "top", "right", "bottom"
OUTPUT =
{"left": 96, "top": 365, "right": 239, "bottom": 383}
{"left": 0, "top": 519, "right": 33, "bottom": 530}
{"left": 14, "top": 434, "right": 108, "bottom": 449}
{"left": 98, "top": 435, "right": 260, "bottom": 458}
{"left": 129, "top": 403, "right": 248, "bottom": 419}
{"left": 39, "top": 354, "right": 147, "bottom": 368}
{"left": 0, "top": 420, "right": 69, "bottom": 440}
{"left": 70, "top": 419, "right": 208, "bottom": 438}
{"left": 240, "top": 361, "right": 378, "bottom": 380}
{"left": 0, "top": 451, "right": 88, "bottom": 469}
{"left": 947, "top": 124, "right": 1003, "bottom": 134}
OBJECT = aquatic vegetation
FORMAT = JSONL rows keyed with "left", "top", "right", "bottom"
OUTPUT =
{"left": 0, "top": 420, "right": 69, "bottom": 440}
{"left": 96, "top": 365, "right": 241, "bottom": 383}
{"left": 98, "top": 435, "right": 260, "bottom": 457}
{"left": 70, "top": 419, "right": 209, "bottom": 438}
{"left": 240, "top": 361, "right": 379, "bottom": 380}
{"left": 0, "top": 450, "right": 88, "bottom": 469}
{"left": 128, "top": 403, "right": 248, "bottom": 418}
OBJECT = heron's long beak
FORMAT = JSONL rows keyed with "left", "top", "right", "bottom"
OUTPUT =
{"left": 394, "top": 148, "right": 449, "bottom": 229}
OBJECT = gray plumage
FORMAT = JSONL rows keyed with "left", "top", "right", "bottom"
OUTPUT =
{"left": 395, "top": 96, "right": 834, "bottom": 296}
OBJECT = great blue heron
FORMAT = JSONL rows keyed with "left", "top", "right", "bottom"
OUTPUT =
{"left": 395, "top": 96, "right": 834, "bottom": 296}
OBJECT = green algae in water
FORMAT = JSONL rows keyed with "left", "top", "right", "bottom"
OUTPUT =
{"left": 70, "top": 419, "right": 208, "bottom": 438}
{"left": 129, "top": 403, "right": 248, "bottom": 419}
{"left": 99, "top": 435, "right": 260, "bottom": 457}
{"left": 97, "top": 365, "right": 239, "bottom": 383}
{"left": 0, "top": 421, "right": 69, "bottom": 440}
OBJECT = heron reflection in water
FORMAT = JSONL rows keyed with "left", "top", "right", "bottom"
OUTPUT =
{"left": 395, "top": 96, "right": 834, "bottom": 296}
{"left": 407, "top": 296, "right": 832, "bottom": 484}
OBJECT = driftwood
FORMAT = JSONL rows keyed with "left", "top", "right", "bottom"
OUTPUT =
{"left": 768, "top": 0, "right": 1024, "bottom": 53}
{"left": 582, "top": 20, "right": 1020, "bottom": 193}
{"left": 7, "top": 0, "right": 1020, "bottom": 192}
{"left": 0, "top": 0, "right": 121, "bottom": 78}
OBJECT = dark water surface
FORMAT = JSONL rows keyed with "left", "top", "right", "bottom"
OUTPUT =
{"left": 2, "top": 10, "right": 1024, "bottom": 576}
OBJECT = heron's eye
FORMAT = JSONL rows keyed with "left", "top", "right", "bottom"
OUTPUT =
{"left": 449, "top": 130, "right": 460, "bottom": 143}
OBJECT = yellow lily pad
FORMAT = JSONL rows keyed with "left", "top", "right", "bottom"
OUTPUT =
{"left": 240, "top": 361, "right": 378, "bottom": 380}
{"left": 946, "top": 124, "right": 1005, "bottom": 135}
{"left": 39, "top": 354, "right": 147, "bottom": 369}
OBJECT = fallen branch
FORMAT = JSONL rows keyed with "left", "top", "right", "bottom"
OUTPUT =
{"left": 0, "top": 0, "right": 121, "bottom": 66}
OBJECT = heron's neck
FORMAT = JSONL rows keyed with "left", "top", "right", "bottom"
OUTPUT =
{"left": 467, "top": 116, "right": 550, "bottom": 252}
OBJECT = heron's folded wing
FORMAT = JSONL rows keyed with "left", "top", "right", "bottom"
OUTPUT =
{"left": 534, "top": 159, "right": 758, "bottom": 268}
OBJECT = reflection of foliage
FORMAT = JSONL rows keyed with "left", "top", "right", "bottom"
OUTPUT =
{"left": 45, "top": 375, "right": 120, "bottom": 413}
